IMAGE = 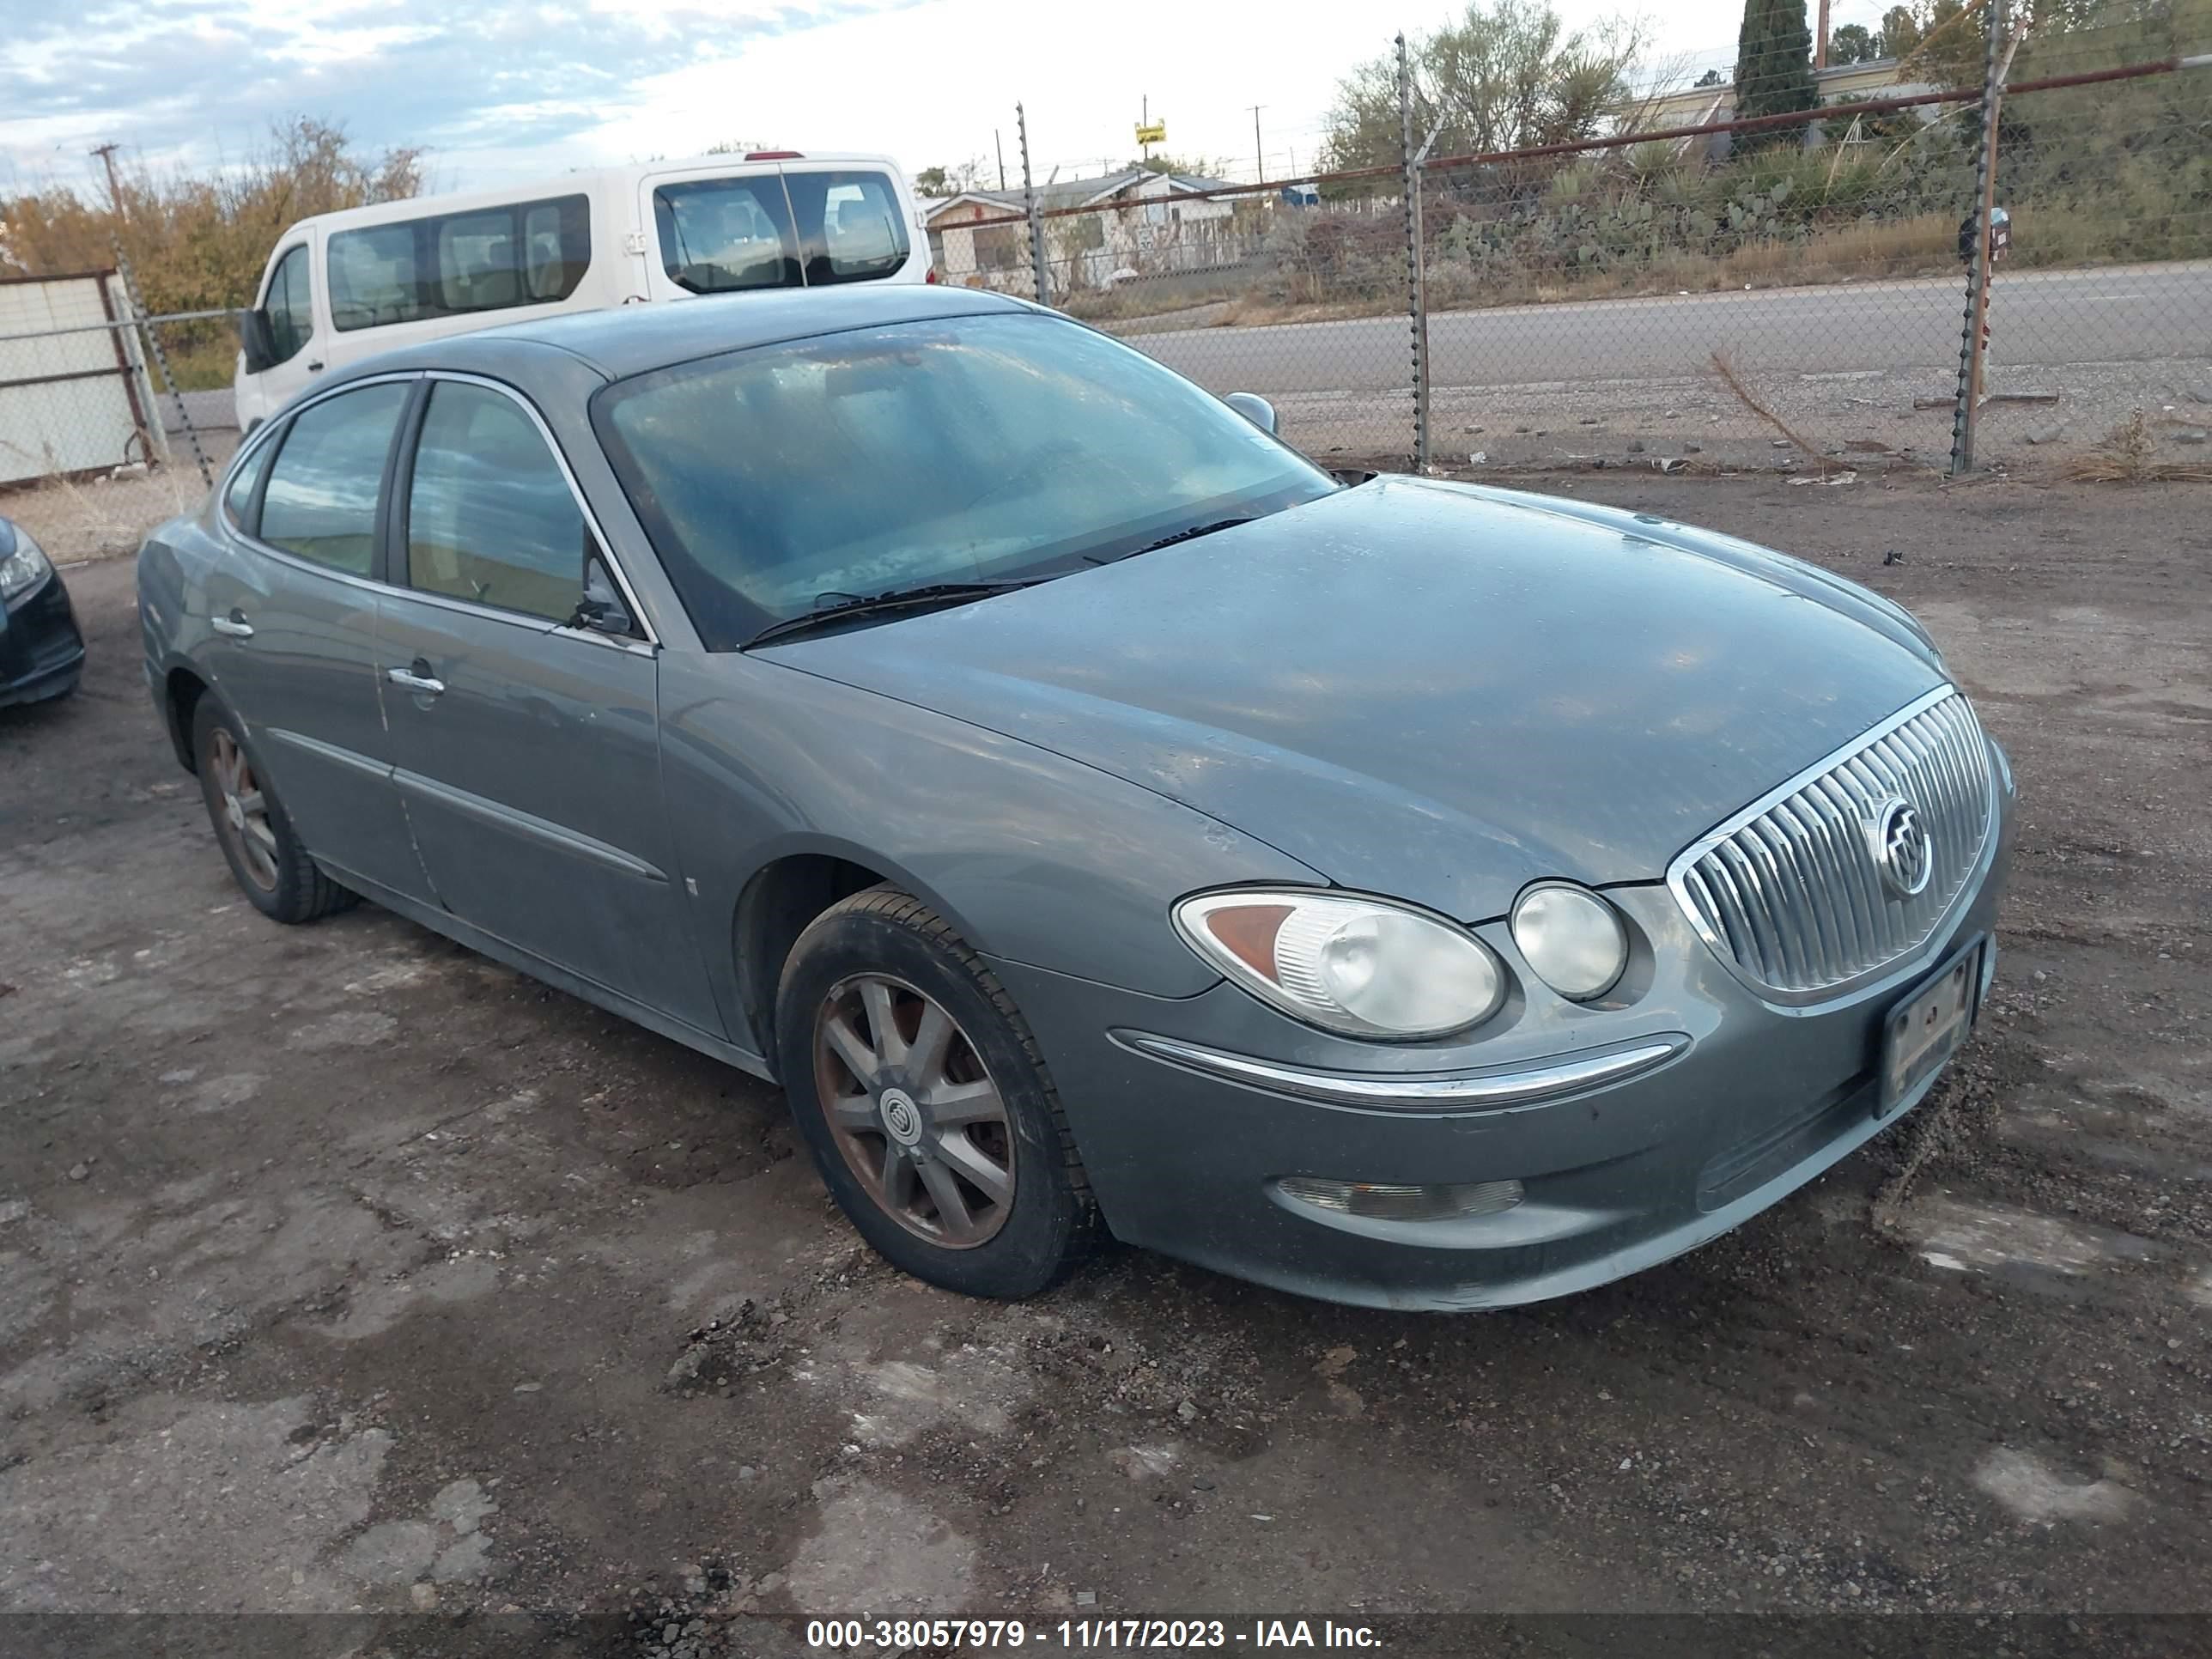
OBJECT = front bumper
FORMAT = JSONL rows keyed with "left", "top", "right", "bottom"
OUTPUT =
{"left": 993, "top": 757, "right": 2014, "bottom": 1313}
{"left": 0, "top": 569, "right": 86, "bottom": 708}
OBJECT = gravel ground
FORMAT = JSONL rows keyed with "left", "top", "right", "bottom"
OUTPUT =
{"left": 2, "top": 475, "right": 2209, "bottom": 1657}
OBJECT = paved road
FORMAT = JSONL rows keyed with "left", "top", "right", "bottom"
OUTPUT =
{"left": 1127, "top": 261, "right": 2212, "bottom": 398}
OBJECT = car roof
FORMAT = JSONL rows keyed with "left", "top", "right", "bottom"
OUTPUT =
{"left": 358, "top": 286, "right": 1044, "bottom": 386}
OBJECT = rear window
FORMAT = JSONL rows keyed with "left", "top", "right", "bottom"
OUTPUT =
{"left": 653, "top": 169, "right": 908, "bottom": 295}
{"left": 328, "top": 193, "right": 590, "bottom": 331}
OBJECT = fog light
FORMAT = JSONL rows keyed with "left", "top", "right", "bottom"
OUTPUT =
{"left": 1277, "top": 1176, "right": 1524, "bottom": 1222}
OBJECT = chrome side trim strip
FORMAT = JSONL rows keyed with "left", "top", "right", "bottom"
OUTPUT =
{"left": 264, "top": 726, "right": 394, "bottom": 781}
{"left": 392, "top": 767, "right": 667, "bottom": 883}
{"left": 1111, "top": 1030, "right": 1688, "bottom": 1110}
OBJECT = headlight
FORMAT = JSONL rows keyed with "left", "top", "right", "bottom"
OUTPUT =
{"left": 1510, "top": 882, "right": 1628, "bottom": 1001}
{"left": 1174, "top": 889, "right": 1505, "bottom": 1040}
{"left": 0, "top": 526, "right": 52, "bottom": 604}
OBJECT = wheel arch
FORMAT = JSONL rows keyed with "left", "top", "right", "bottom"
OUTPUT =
{"left": 162, "top": 662, "right": 212, "bottom": 773}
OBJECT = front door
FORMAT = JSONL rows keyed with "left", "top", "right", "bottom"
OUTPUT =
{"left": 373, "top": 376, "right": 719, "bottom": 1032}
{"left": 238, "top": 240, "right": 325, "bottom": 429}
{"left": 200, "top": 379, "right": 429, "bottom": 902}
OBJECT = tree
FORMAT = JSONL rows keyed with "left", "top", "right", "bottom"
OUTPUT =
{"left": 1735, "top": 0, "right": 1819, "bottom": 131}
{"left": 913, "top": 157, "right": 994, "bottom": 198}
{"left": 1829, "top": 21, "right": 1881, "bottom": 63}
{"left": 1694, "top": 66, "right": 1728, "bottom": 87}
{"left": 1877, "top": 5, "right": 1922, "bottom": 58}
{"left": 1319, "top": 0, "right": 1648, "bottom": 172}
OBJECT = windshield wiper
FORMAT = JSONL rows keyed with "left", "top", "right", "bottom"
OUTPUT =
{"left": 1087, "top": 516, "right": 1256, "bottom": 565}
{"left": 743, "top": 579, "right": 1045, "bottom": 648}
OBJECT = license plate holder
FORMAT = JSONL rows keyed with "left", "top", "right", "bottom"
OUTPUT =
{"left": 1879, "top": 939, "right": 1983, "bottom": 1116}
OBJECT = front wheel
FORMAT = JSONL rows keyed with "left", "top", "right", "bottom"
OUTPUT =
{"left": 775, "top": 887, "right": 1097, "bottom": 1299}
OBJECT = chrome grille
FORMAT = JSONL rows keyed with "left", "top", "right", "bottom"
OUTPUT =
{"left": 1669, "top": 690, "right": 1994, "bottom": 1000}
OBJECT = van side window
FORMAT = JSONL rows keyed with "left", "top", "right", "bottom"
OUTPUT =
{"left": 327, "top": 195, "right": 590, "bottom": 332}
{"left": 264, "top": 245, "right": 314, "bottom": 365}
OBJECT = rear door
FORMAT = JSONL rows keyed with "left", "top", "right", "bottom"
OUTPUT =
{"left": 635, "top": 159, "right": 919, "bottom": 301}
{"left": 200, "top": 378, "right": 433, "bottom": 902}
{"left": 373, "top": 374, "right": 720, "bottom": 1032}
{"left": 776, "top": 163, "right": 918, "bottom": 287}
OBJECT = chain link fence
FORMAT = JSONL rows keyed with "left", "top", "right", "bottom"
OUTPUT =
{"left": 951, "top": 0, "right": 2208, "bottom": 477}
{"left": 6, "top": 2, "right": 2205, "bottom": 571}
{"left": 0, "top": 271, "right": 235, "bottom": 562}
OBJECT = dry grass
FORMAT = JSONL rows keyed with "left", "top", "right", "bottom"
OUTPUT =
{"left": 0, "top": 435, "right": 233, "bottom": 563}
{"left": 1709, "top": 350, "right": 1834, "bottom": 474}
{"left": 2065, "top": 413, "right": 2212, "bottom": 483}
{"left": 1133, "top": 212, "right": 1971, "bottom": 333}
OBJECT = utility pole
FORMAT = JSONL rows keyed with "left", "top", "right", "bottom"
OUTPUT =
{"left": 994, "top": 130, "right": 1006, "bottom": 191}
{"left": 90, "top": 142, "right": 126, "bottom": 220}
{"left": 1249, "top": 106, "right": 1266, "bottom": 183}
{"left": 1815, "top": 0, "right": 1832, "bottom": 69}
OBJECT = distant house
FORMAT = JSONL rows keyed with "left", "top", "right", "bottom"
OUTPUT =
{"left": 923, "top": 167, "right": 1244, "bottom": 297}
{"left": 1625, "top": 58, "right": 1938, "bottom": 160}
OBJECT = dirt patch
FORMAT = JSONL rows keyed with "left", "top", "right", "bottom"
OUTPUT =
{"left": 2, "top": 475, "right": 2209, "bottom": 1647}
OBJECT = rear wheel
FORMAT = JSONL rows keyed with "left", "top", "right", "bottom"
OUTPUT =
{"left": 191, "top": 696, "right": 355, "bottom": 923}
{"left": 775, "top": 886, "right": 1096, "bottom": 1299}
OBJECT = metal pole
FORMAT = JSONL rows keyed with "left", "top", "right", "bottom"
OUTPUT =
{"left": 111, "top": 240, "right": 211, "bottom": 489}
{"left": 91, "top": 142, "right": 128, "bottom": 222}
{"left": 1018, "top": 102, "right": 1049, "bottom": 308}
{"left": 1250, "top": 106, "right": 1266, "bottom": 183}
{"left": 1949, "top": 0, "right": 2007, "bottom": 477}
{"left": 1398, "top": 33, "right": 1430, "bottom": 471}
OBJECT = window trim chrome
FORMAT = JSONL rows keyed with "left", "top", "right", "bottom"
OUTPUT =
{"left": 1664, "top": 684, "right": 1997, "bottom": 1009}
{"left": 217, "top": 368, "right": 660, "bottom": 653}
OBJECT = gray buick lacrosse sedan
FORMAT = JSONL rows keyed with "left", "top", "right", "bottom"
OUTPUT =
{"left": 137, "top": 286, "right": 2014, "bottom": 1310}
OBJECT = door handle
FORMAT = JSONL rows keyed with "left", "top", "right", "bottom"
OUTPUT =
{"left": 211, "top": 611, "right": 254, "bottom": 639}
{"left": 386, "top": 661, "right": 445, "bottom": 696}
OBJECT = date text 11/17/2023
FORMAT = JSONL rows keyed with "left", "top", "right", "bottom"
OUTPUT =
{"left": 804, "top": 1618, "right": 1382, "bottom": 1649}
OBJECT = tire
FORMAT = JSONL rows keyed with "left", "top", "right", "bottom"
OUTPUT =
{"left": 191, "top": 695, "right": 356, "bottom": 924}
{"left": 775, "top": 885, "right": 1098, "bottom": 1299}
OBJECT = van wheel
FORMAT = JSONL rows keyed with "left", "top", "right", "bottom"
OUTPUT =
{"left": 775, "top": 886, "right": 1097, "bottom": 1299}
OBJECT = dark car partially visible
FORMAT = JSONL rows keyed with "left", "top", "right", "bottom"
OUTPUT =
{"left": 0, "top": 515, "right": 84, "bottom": 708}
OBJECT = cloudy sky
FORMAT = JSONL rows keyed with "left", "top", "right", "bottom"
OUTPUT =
{"left": 0, "top": 0, "right": 1898, "bottom": 199}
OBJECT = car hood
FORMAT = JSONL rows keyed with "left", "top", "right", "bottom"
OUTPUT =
{"left": 769, "top": 477, "right": 1948, "bottom": 921}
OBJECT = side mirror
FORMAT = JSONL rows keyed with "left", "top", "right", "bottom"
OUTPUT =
{"left": 572, "top": 558, "right": 637, "bottom": 639}
{"left": 1224, "top": 392, "right": 1278, "bottom": 435}
{"left": 238, "top": 308, "right": 277, "bottom": 375}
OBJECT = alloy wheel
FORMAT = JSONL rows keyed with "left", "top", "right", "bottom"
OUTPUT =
{"left": 208, "top": 728, "right": 279, "bottom": 892}
{"left": 812, "top": 973, "right": 1015, "bottom": 1249}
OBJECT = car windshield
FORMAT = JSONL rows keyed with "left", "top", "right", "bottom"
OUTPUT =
{"left": 590, "top": 312, "right": 1335, "bottom": 648}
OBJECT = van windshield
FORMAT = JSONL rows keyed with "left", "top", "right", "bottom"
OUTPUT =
{"left": 654, "top": 169, "right": 908, "bottom": 295}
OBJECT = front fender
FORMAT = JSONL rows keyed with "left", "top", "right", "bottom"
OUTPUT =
{"left": 657, "top": 650, "right": 1323, "bottom": 1049}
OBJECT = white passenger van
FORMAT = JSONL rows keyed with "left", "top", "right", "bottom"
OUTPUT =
{"left": 234, "top": 152, "right": 929, "bottom": 430}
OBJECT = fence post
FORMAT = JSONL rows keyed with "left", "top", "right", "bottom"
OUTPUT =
{"left": 1018, "top": 102, "right": 1050, "bottom": 309}
{"left": 1949, "top": 0, "right": 2008, "bottom": 477}
{"left": 1397, "top": 32, "right": 1429, "bottom": 471}
{"left": 111, "top": 240, "right": 212, "bottom": 489}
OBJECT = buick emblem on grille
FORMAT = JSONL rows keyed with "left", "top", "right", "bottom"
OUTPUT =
{"left": 1869, "top": 795, "right": 1933, "bottom": 899}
